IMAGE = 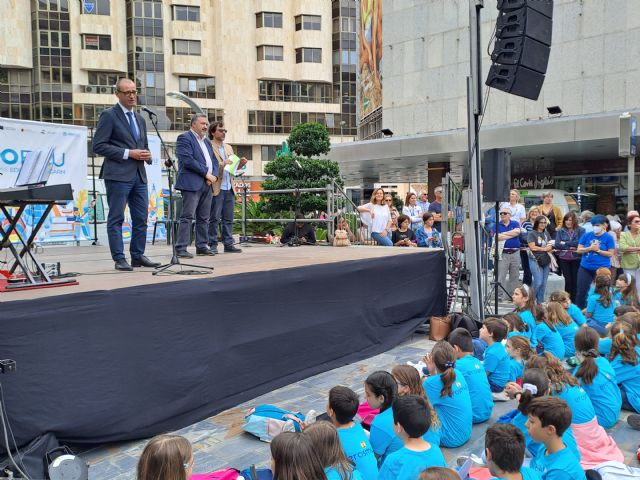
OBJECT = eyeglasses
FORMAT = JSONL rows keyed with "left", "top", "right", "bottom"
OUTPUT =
{"left": 217, "top": 129, "right": 228, "bottom": 134}
{"left": 117, "top": 90, "right": 137, "bottom": 96}
{"left": 499, "top": 212, "right": 509, "bottom": 215}
{"left": 385, "top": 199, "right": 392, "bottom": 202}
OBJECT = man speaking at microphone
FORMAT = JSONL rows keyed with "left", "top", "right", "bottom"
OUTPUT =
{"left": 174, "top": 114, "right": 219, "bottom": 258}
{"left": 93, "top": 78, "right": 160, "bottom": 271}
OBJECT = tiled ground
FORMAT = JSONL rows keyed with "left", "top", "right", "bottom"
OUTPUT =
{"left": 80, "top": 332, "right": 640, "bottom": 479}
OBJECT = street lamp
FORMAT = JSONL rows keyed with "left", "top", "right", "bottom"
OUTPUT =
{"left": 166, "top": 91, "right": 205, "bottom": 114}
{"left": 340, "top": 120, "right": 346, "bottom": 137}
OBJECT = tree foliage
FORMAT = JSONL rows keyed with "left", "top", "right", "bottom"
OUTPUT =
{"left": 287, "top": 122, "right": 331, "bottom": 158}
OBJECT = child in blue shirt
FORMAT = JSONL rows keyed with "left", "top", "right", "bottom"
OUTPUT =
{"left": 505, "top": 335, "right": 534, "bottom": 382}
{"left": 327, "top": 386, "right": 378, "bottom": 480}
{"left": 550, "top": 290, "right": 587, "bottom": 327}
{"left": 613, "top": 273, "right": 640, "bottom": 307}
{"left": 364, "top": 371, "right": 402, "bottom": 465}
{"left": 377, "top": 396, "right": 446, "bottom": 480}
{"left": 585, "top": 275, "right": 615, "bottom": 336}
{"left": 447, "top": 327, "right": 493, "bottom": 423}
{"left": 504, "top": 312, "right": 532, "bottom": 340}
{"left": 513, "top": 285, "right": 538, "bottom": 347}
{"left": 547, "top": 301, "right": 579, "bottom": 358}
{"left": 423, "top": 341, "right": 473, "bottom": 448}
{"left": 480, "top": 317, "right": 511, "bottom": 393}
{"left": 270, "top": 431, "right": 328, "bottom": 480}
{"left": 304, "top": 421, "right": 363, "bottom": 480}
{"left": 524, "top": 397, "right": 586, "bottom": 480}
{"left": 533, "top": 305, "right": 565, "bottom": 359}
{"left": 572, "top": 327, "right": 621, "bottom": 429}
{"left": 608, "top": 322, "right": 640, "bottom": 413}
{"left": 485, "top": 423, "right": 542, "bottom": 480}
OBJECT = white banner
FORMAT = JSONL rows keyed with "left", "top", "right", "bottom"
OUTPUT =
{"left": 0, "top": 117, "right": 89, "bottom": 243}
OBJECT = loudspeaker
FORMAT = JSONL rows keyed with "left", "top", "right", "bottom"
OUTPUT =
{"left": 486, "top": 0, "right": 553, "bottom": 101}
{"left": 482, "top": 149, "right": 511, "bottom": 203}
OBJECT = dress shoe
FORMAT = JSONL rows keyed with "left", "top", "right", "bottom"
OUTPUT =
{"left": 196, "top": 248, "right": 217, "bottom": 256}
{"left": 132, "top": 255, "right": 161, "bottom": 268}
{"left": 176, "top": 250, "right": 194, "bottom": 258}
{"left": 114, "top": 259, "right": 133, "bottom": 271}
{"left": 224, "top": 246, "right": 242, "bottom": 253}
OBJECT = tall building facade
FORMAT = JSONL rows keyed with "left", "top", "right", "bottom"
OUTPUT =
{"left": 0, "top": 0, "right": 357, "bottom": 178}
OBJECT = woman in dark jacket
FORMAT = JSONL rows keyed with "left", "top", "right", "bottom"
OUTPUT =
{"left": 555, "top": 211, "right": 585, "bottom": 301}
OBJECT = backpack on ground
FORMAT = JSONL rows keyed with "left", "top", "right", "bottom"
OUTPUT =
{"left": 450, "top": 312, "right": 480, "bottom": 338}
{"left": 189, "top": 468, "right": 239, "bottom": 480}
{"left": 242, "top": 405, "right": 305, "bottom": 442}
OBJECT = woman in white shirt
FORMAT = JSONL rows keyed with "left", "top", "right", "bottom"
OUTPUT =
{"left": 402, "top": 192, "right": 423, "bottom": 230}
{"left": 500, "top": 189, "right": 526, "bottom": 224}
{"left": 357, "top": 188, "right": 393, "bottom": 246}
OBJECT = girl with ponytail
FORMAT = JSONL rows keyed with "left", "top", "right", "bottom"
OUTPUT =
{"left": 505, "top": 335, "right": 534, "bottom": 382}
{"left": 423, "top": 341, "right": 472, "bottom": 448}
{"left": 364, "top": 371, "right": 401, "bottom": 463}
{"left": 533, "top": 305, "right": 565, "bottom": 359}
{"left": 586, "top": 275, "right": 615, "bottom": 336}
{"left": 573, "top": 326, "right": 622, "bottom": 429}
{"left": 547, "top": 300, "right": 579, "bottom": 358}
{"left": 512, "top": 285, "right": 538, "bottom": 347}
{"left": 609, "top": 322, "right": 640, "bottom": 413}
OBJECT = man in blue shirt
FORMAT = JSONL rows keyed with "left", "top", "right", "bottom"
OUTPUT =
{"left": 497, "top": 208, "right": 522, "bottom": 300}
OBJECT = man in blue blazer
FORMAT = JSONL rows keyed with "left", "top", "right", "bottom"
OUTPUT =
{"left": 93, "top": 78, "right": 160, "bottom": 271}
{"left": 174, "top": 113, "right": 219, "bottom": 257}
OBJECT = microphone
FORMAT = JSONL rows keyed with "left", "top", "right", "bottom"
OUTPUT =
{"left": 141, "top": 106, "right": 157, "bottom": 118}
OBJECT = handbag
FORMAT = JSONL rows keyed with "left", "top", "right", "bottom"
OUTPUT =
{"left": 333, "top": 229, "right": 351, "bottom": 247}
{"left": 429, "top": 315, "right": 452, "bottom": 341}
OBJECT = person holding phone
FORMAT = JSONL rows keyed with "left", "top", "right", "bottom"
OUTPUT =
{"left": 415, "top": 212, "right": 443, "bottom": 248}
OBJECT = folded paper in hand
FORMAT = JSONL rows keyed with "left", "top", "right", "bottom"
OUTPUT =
{"left": 224, "top": 154, "right": 246, "bottom": 176}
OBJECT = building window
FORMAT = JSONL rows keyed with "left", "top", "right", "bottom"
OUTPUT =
{"left": 87, "top": 71, "right": 120, "bottom": 87}
{"left": 166, "top": 107, "right": 223, "bottom": 132}
{"left": 256, "top": 12, "right": 283, "bottom": 28}
{"left": 295, "top": 15, "right": 321, "bottom": 31}
{"left": 80, "top": 0, "right": 110, "bottom": 15}
{"left": 172, "top": 39, "right": 201, "bottom": 56}
{"left": 0, "top": 69, "right": 32, "bottom": 121}
{"left": 232, "top": 145, "right": 253, "bottom": 161}
{"left": 172, "top": 5, "right": 200, "bottom": 22}
{"left": 82, "top": 34, "right": 112, "bottom": 51}
{"left": 179, "top": 76, "right": 215, "bottom": 99}
{"left": 38, "top": 0, "right": 70, "bottom": 12}
{"left": 295, "top": 48, "right": 321, "bottom": 63}
{"left": 258, "top": 80, "right": 335, "bottom": 103}
{"left": 261, "top": 145, "right": 279, "bottom": 161}
{"left": 249, "top": 110, "right": 342, "bottom": 135}
{"left": 257, "top": 45, "right": 283, "bottom": 61}
{"left": 72, "top": 103, "right": 112, "bottom": 128}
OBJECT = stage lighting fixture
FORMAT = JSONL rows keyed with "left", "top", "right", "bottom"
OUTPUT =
{"left": 381, "top": 128, "right": 393, "bottom": 137}
{"left": 547, "top": 105, "right": 562, "bottom": 115}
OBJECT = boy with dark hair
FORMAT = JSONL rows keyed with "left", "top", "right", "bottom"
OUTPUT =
{"left": 327, "top": 386, "right": 378, "bottom": 480}
{"left": 480, "top": 317, "right": 511, "bottom": 399}
{"left": 448, "top": 328, "right": 494, "bottom": 423}
{"left": 485, "top": 424, "right": 541, "bottom": 480}
{"left": 525, "top": 397, "right": 586, "bottom": 480}
{"left": 378, "top": 396, "right": 446, "bottom": 480}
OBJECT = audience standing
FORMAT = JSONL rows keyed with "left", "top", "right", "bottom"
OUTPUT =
{"left": 500, "top": 189, "right": 526, "bottom": 224}
{"left": 403, "top": 192, "right": 423, "bottom": 231}
{"left": 527, "top": 215, "right": 553, "bottom": 303}
{"left": 555, "top": 212, "right": 585, "bottom": 302}
{"left": 520, "top": 206, "right": 540, "bottom": 287}
{"left": 357, "top": 188, "right": 393, "bottom": 246}
{"left": 497, "top": 208, "right": 522, "bottom": 301}
{"left": 620, "top": 212, "right": 640, "bottom": 287}
{"left": 537, "top": 191, "right": 562, "bottom": 239}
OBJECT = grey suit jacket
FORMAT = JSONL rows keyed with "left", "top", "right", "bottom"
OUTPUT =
{"left": 93, "top": 104, "right": 149, "bottom": 183}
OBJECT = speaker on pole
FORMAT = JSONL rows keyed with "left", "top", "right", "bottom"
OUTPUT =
{"left": 482, "top": 149, "right": 511, "bottom": 203}
{"left": 485, "top": 0, "right": 554, "bottom": 101}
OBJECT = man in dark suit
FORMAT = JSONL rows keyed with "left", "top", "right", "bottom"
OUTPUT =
{"left": 175, "top": 114, "right": 219, "bottom": 257}
{"left": 93, "top": 78, "right": 160, "bottom": 271}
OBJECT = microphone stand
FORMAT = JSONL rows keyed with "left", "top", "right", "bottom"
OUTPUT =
{"left": 144, "top": 111, "right": 212, "bottom": 275}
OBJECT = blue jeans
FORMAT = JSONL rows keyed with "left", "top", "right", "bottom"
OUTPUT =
{"left": 472, "top": 338, "right": 487, "bottom": 360}
{"left": 528, "top": 257, "right": 550, "bottom": 303}
{"left": 105, "top": 173, "right": 148, "bottom": 262}
{"left": 208, "top": 189, "right": 235, "bottom": 248}
{"left": 176, "top": 183, "right": 212, "bottom": 251}
{"left": 371, "top": 231, "right": 393, "bottom": 246}
{"left": 586, "top": 318, "right": 608, "bottom": 336}
{"left": 576, "top": 267, "right": 597, "bottom": 309}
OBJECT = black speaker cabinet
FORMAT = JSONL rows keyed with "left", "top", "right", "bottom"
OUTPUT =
{"left": 482, "top": 149, "right": 512, "bottom": 203}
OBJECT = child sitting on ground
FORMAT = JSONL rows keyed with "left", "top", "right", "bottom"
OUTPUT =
{"left": 546, "top": 301, "right": 579, "bottom": 359}
{"left": 614, "top": 273, "right": 640, "bottom": 307}
{"left": 485, "top": 423, "right": 542, "bottom": 480}
{"left": 419, "top": 467, "right": 460, "bottom": 480}
{"left": 505, "top": 335, "right": 534, "bottom": 383}
{"left": 326, "top": 386, "right": 378, "bottom": 480}
{"left": 479, "top": 317, "right": 511, "bottom": 400}
{"left": 423, "top": 341, "right": 473, "bottom": 448}
{"left": 586, "top": 275, "right": 615, "bottom": 336}
{"left": 137, "top": 434, "right": 194, "bottom": 480}
{"left": 524, "top": 397, "right": 585, "bottom": 480}
{"left": 377, "top": 396, "right": 446, "bottom": 480}
{"left": 304, "top": 421, "right": 363, "bottom": 480}
{"left": 391, "top": 364, "right": 441, "bottom": 446}
{"left": 447, "top": 328, "right": 494, "bottom": 423}
{"left": 533, "top": 305, "right": 565, "bottom": 359}
{"left": 549, "top": 291, "right": 586, "bottom": 327}
{"left": 513, "top": 285, "right": 538, "bottom": 347}
{"left": 608, "top": 322, "right": 640, "bottom": 415}
{"left": 504, "top": 312, "right": 531, "bottom": 340}
{"left": 271, "top": 431, "right": 327, "bottom": 480}
{"left": 364, "top": 371, "right": 401, "bottom": 465}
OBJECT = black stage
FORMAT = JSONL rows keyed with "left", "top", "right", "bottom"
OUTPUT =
{"left": 0, "top": 250, "right": 446, "bottom": 448}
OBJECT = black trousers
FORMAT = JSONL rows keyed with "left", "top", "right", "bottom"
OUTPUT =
{"left": 520, "top": 250, "right": 532, "bottom": 286}
{"left": 558, "top": 259, "right": 580, "bottom": 302}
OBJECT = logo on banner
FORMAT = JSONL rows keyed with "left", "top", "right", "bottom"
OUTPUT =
{"left": 83, "top": 0, "right": 95, "bottom": 13}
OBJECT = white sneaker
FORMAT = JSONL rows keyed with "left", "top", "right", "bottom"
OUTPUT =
{"left": 492, "top": 391, "right": 510, "bottom": 402}
{"left": 305, "top": 409, "right": 317, "bottom": 424}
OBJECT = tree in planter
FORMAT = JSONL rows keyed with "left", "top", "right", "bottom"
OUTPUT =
{"left": 261, "top": 123, "right": 342, "bottom": 215}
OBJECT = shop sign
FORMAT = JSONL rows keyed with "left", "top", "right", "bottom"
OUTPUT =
{"left": 513, "top": 175, "right": 554, "bottom": 189}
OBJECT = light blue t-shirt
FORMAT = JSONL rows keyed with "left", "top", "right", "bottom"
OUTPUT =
{"left": 533, "top": 446, "right": 586, "bottom": 480}
{"left": 483, "top": 342, "right": 511, "bottom": 389}
{"left": 566, "top": 304, "right": 586, "bottom": 327}
{"left": 518, "top": 310, "right": 538, "bottom": 347}
{"left": 555, "top": 322, "right": 579, "bottom": 357}
{"left": 535, "top": 323, "right": 565, "bottom": 359}
{"left": 336, "top": 423, "right": 379, "bottom": 480}
{"left": 324, "top": 466, "right": 363, "bottom": 480}
{"left": 455, "top": 355, "right": 494, "bottom": 423}
{"left": 509, "top": 358, "right": 525, "bottom": 382}
{"left": 579, "top": 231, "right": 615, "bottom": 271}
{"left": 610, "top": 346, "right": 640, "bottom": 413}
{"left": 369, "top": 407, "right": 403, "bottom": 464}
{"left": 586, "top": 293, "right": 615, "bottom": 326}
{"left": 554, "top": 385, "right": 596, "bottom": 425}
{"left": 573, "top": 357, "right": 621, "bottom": 429}
{"left": 423, "top": 370, "right": 473, "bottom": 448}
{"left": 376, "top": 445, "right": 446, "bottom": 480}
{"left": 600, "top": 334, "right": 640, "bottom": 356}
{"left": 495, "top": 469, "right": 542, "bottom": 480}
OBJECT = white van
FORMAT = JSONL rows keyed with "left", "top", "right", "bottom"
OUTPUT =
{"left": 517, "top": 189, "right": 580, "bottom": 217}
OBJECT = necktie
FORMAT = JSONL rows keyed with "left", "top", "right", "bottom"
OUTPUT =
{"left": 126, "top": 111, "right": 140, "bottom": 143}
